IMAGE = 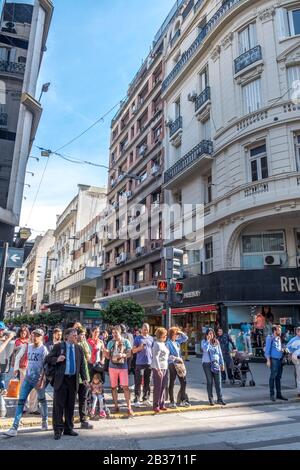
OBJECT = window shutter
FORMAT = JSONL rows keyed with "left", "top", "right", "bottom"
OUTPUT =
{"left": 249, "top": 23, "right": 257, "bottom": 49}
{"left": 277, "top": 8, "right": 289, "bottom": 39}
{"left": 9, "top": 48, "right": 17, "bottom": 63}
{"left": 0, "top": 47, "right": 7, "bottom": 61}
{"left": 239, "top": 27, "right": 249, "bottom": 54}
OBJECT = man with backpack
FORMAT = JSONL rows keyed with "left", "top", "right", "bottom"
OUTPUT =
{"left": 3, "top": 329, "right": 49, "bottom": 437}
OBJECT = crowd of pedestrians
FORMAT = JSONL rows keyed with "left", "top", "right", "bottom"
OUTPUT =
{"left": 0, "top": 319, "right": 300, "bottom": 440}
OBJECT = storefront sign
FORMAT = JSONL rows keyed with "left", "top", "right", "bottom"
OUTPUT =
{"left": 183, "top": 290, "right": 201, "bottom": 299}
{"left": 281, "top": 277, "right": 300, "bottom": 293}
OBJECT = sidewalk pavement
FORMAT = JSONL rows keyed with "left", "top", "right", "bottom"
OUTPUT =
{"left": 0, "top": 357, "right": 298, "bottom": 428}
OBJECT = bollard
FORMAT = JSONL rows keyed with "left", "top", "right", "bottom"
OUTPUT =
{"left": 0, "top": 393, "right": 7, "bottom": 418}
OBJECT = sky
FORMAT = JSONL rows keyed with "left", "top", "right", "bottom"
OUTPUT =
{"left": 19, "top": 0, "right": 176, "bottom": 236}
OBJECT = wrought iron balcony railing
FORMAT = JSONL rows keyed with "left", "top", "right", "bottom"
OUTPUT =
{"left": 234, "top": 45, "right": 262, "bottom": 74}
{"left": 169, "top": 116, "right": 183, "bottom": 138}
{"left": 164, "top": 140, "right": 213, "bottom": 184}
{"left": 195, "top": 86, "right": 211, "bottom": 112}
{"left": 0, "top": 60, "right": 26, "bottom": 75}
{"left": 162, "top": 0, "right": 242, "bottom": 92}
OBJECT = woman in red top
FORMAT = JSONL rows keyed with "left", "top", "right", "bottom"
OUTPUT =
{"left": 13, "top": 326, "right": 30, "bottom": 385}
{"left": 88, "top": 327, "right": 105, "bottom": 382}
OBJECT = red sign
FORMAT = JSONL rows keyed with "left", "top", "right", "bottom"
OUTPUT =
{"left": 157, "top": 280, "right": 168, "bottom": 292}
{"left": 162, "top": 304, "right": 218, "bottom": 315}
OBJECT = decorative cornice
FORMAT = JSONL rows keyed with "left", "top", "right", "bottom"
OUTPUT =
{"left": 221, "top": 32, "right": 234, "bottom": 50}
{"left": 210, "top": 45, "right": 221, "bottom": 62}
{"left": 257, "top": 6, "right": 276, "bottom": 23}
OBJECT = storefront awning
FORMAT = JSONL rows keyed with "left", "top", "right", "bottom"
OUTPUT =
{"left": 162, "top": 304, "right": 218, "bottom": 315}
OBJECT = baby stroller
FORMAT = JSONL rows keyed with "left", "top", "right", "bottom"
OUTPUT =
{"left": 86, "top": 389, "right": 111, "bottom": 419}
{"left": 232, "top": 351, "right": 256, "bottom": 387}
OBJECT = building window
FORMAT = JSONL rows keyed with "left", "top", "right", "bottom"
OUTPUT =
{"left": 296, "top": 231, "right": 300, "bottom": 254}
{"left": 288, "top": 65, "right": 300, "bottom": 98}
{"left": 238, "top": 23, "right": 257, "bottom": 55}
{"left": 249, "top": 143, "right": 268, "bottom": 182}
{"left": 151, "top": 261, "right": 162, "bottom": 279}
{"left": 242, "top": 232, "right": 285, "bottom": 254}
{"left": 242, "top": 79, "right": 262, "bottom": 114}
{"left": 153, "top": 125, "right": 162, "bottom": 143}
{"left": 137, "top": 170, "right": 147, "bottom": 185}
{"left": 204, "top": 238, "right": 213, "bottom": 274}
{"left": 134, "top": 268, "right": 144, "bottom": 283}
{"left": 205, "top": 173, "right": 212, "bottom": 204}
{"left": 295, "top": 134, "right": 300, "bottom": 171}
{"left": 175, "top": 98, "right": 181, "bottom": 119}
{"left": 278, "top": 7, "right": 300, "bottom": 38}
{"left": 199, "top": 66, "right": 209, "bottom": 92}
{"left": 202, "top": 118, "right": 211, "bottom": 140}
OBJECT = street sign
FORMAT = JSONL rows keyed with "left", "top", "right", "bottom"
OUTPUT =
{"left": 0, "top": 248, "right": 24, "bottom": 268}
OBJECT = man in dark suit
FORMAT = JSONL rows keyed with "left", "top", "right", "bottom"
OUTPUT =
{"left": 45, "top": 328, "right": 87, "bottom": 440}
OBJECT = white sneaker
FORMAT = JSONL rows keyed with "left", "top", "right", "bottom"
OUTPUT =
{"left": 142, "top": 399, "right": 151, "bottom": 406}
{"left": 133, "top": 400, "right": 141, "bottom": 408}
{"left": 181, "top": 401, "right": 191, "bottom": 407}
{"left": 169, "top": 403, "right": 177, "bottom": 409}
{"left": 42, "top": 421, "right": 48, "bottom": 431}
{"left": 4, "top": 428, "right": 17, "bottom": 437}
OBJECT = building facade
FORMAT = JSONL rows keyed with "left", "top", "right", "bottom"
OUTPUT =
{"left": 161, "top": 0, "right": 300, "bottom": 347}
{"left": 5, "top": 267, "right": 25, "bottom": 316}
{"left": 49, "top": 184, "right": 106, "bottom": 310}
{"left": 95, "top": 30, "right": 167, "bottom": 328}
{"left": 0, "top": 0, "right": 53, "bottom": 242}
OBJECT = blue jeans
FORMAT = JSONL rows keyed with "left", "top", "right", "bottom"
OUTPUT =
{"left": 269, "top": 358, "right": 283, "bottom": 398}
{"left": 0, "top": 372, "right": 5, "bottom": 390}
{"left": 13, "top": 379, "right": 48, "bottom": 430}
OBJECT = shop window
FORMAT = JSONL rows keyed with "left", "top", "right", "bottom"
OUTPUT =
{"left": 296, "top": 231, "right": 300, "bottom": 254}
{"left": 248, "top": 143, "right": 268, "bottom": 182}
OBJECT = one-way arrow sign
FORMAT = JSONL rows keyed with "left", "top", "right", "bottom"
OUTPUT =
{"left": 0, "top": 248, "right": 24, "bottom": 268}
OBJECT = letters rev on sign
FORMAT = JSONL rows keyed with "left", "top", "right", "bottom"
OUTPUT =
{"left": 281, "top": 276, "right": 300, "bottom": 293}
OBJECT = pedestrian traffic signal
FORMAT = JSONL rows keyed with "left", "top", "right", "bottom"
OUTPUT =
{"left": 157, "top": 280, "right": 168, "bottom": 292}
{"left": 173, "top": 281, "right": 184, "bottom": 304}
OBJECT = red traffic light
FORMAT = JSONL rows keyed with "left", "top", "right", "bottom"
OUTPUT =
{"left": 157, "top": 280, "right": 168, "bottom": 292}
{"left": 174, "top": 282, "right": 183, "bottom": 294}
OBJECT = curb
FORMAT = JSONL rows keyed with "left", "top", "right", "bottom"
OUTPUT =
{"left": 1, "top": 397, "right": 299, "bottom": 428}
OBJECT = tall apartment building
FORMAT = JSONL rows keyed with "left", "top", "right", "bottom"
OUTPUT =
{"left": 0, "top": 0, "right": 53, "bottom": 242}
{"left": 161, "top": 0, "right": 300, "bottom": 343}
{"left": 95, "top": 28, "right": 167, "bottom": 329}
{"left": 49, "top": 185, "right": 106, "bottom": 315}
{"left": 22, "top": 229, "right": 54, "bottom": 313}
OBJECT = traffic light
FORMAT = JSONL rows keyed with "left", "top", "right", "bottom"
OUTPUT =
{"left": 173, "top": 281, "right": 184, "bottom": 304}
{"left": 157, "top": 280, "right": 168, "bottom": 302}
{"left": 165, "top": 247, "right": 184, "bottom": 280}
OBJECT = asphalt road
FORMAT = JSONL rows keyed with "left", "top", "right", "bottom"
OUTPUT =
{"left": 1, "top": 402, "right": 300, "bottom": 450}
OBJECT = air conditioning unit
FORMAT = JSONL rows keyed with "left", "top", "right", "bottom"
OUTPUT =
{"left": 107, "top": 232, "right": 113, "bottom": 240}
{"left": 264, "top": 255, "right": 281, "bottom": 266}
{"left": 296, "top": 256, "right": 300, "bottom": 267}
{"left": 123, "top": 285, "right": 135, "bottom": 293}
{"left": 188, "top": 91, "right": 198, "bottom": 102}
{"left": 151, "top": 165, "right": 160, "bottom": 175}
{"left": 136, "top": 246, "right": 145, "bottom": 256}
{"left": 119, "top": 253, "right": 128, "bottom": 263}
{"left": 139, "top": 144, "right": 148, "bottom": 156}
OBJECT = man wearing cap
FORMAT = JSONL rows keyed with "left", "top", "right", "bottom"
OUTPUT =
{"left": 4, "top": 329, "right": 49, "bottom": 437}
{"left": 0, "top": 322, "right": 16, "bottom": 395}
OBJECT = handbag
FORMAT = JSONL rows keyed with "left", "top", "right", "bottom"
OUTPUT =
{"left": 6, "top": 379, "right": 21, "bottom": 398}
{"left": 208, "top": 348, "right": 221, "bottom": 374}
{"left": 93, "top": 362, "right": 105, "bottom": 374}
{"left": 174, "top": 359, "right": 187, "bottom": 378}
{"left": 111, "top": 341, "right": 126, "bottom": 365}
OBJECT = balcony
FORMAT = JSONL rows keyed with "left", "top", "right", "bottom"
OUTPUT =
{"left": 194, "top": 0, "right": 204, "bottom": 13}
{"left": 195, "top": 86, "right": 211, "bottom": 113}
{"left": 169, "top": 116, "right": 182, "bottom": 138}
{"left": 162, "top": 0, "right": 242, "bottom": 92}
{"left": 0, "top": 112, "right": 8, "bottom": 127}
{"left": 164, "top": 140, "right": 213, "bottom": 189}
{"left": 234, "top": 45, "right": 262, "bottom": 75}
{"left": 0, "top": 60, "right": 26, "bottom": 76}
{"left": 182, "top": 0, "right": 194, "bottom": 20}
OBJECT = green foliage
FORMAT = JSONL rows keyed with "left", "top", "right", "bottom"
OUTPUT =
{"left": 102, "top": 299, "right": 145, "bottom": 329}
{"left": 12, "top": 312, "right": 63, "bottom": 327}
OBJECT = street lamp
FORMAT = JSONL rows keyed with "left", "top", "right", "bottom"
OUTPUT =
{"left": 38, "top": 82, "right": 51, "bottom": 102}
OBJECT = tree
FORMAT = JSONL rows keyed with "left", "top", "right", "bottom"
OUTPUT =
{"left": 102, "top": 299, "right": 145, "bottom": 329}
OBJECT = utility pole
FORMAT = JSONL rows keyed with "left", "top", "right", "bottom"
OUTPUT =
{"left": 0, "top": 242, "right": 9, "bottom": 321}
